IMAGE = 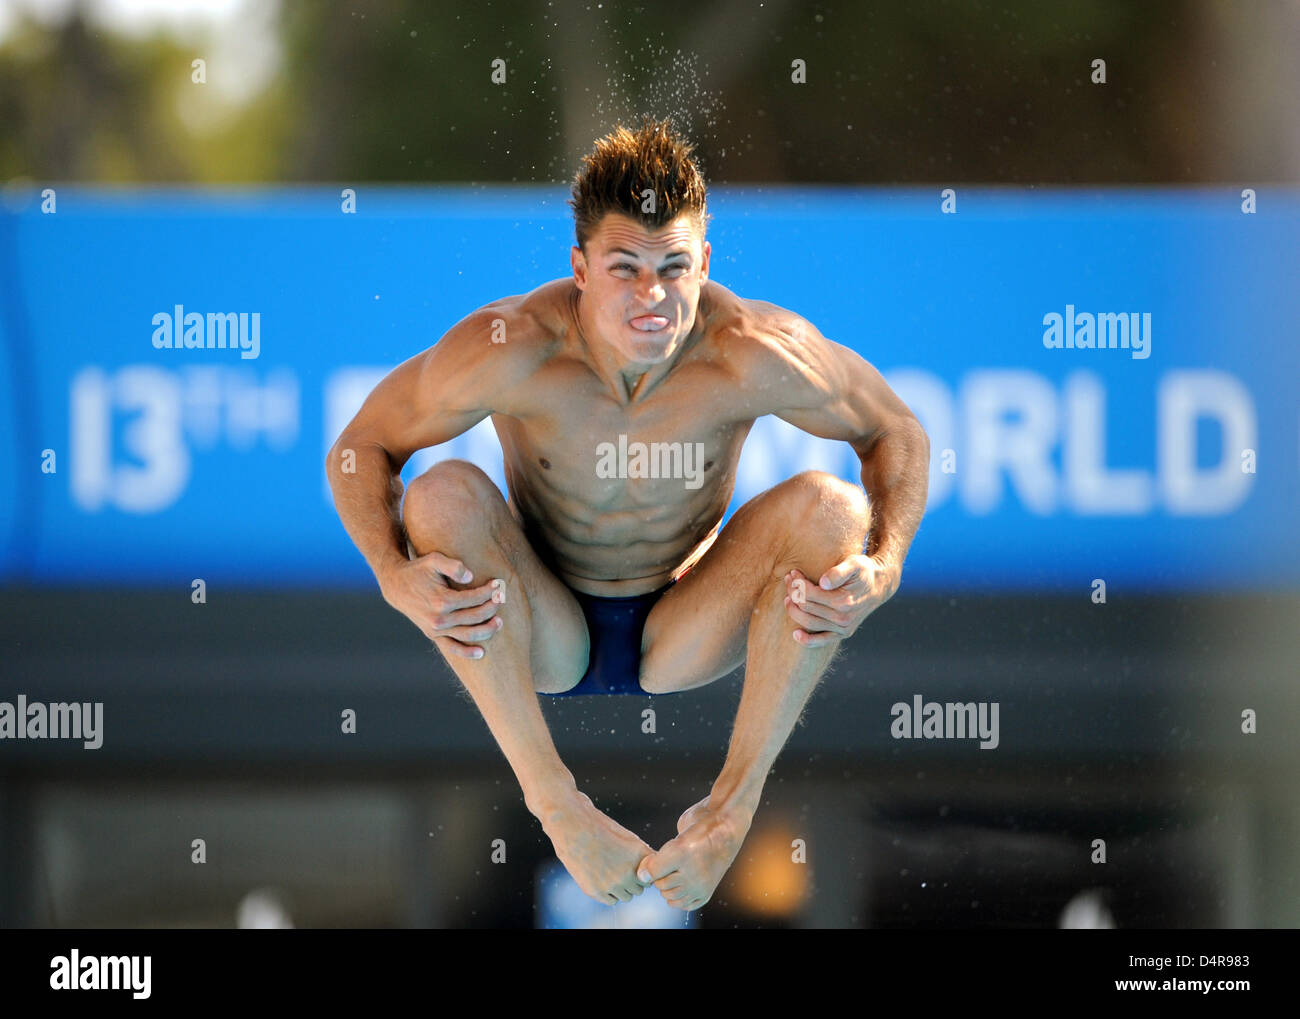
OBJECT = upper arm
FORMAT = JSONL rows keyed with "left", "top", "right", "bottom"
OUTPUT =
{"left": 759, "top": 308, "right": 919, "bottom": 458}
{"left": 335, "top": 302, "right": 536, "bottom": 469}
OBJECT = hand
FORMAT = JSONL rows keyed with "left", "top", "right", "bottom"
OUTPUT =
{"left": 782, "top": 554, "right": 900, "bottom": 648}
{"left": 379, "top": 552, "right": 507, "bottom": 659}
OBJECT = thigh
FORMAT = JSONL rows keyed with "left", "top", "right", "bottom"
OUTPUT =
{"left": 511, "top": 519, "right": 592, "bottom": 693}
{"left": 639, "top": 470, "right": 869, "bottom": 695}
{"left": 402, "top": 459, "right": 590, "bottom": 692}
{"left": 638, "top": 485, "right": 802, "bottom": 694}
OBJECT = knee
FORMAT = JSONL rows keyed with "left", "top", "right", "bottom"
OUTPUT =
{"left": 403, "top": 460, "right": 506, "bottom": 544}
{"left": 778, "top": 470, "right": 872, "bottom": 558}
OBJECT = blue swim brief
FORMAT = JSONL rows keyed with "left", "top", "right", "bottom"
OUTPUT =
{"left": 539, "top": 580, "right": 676, "bottom": 696}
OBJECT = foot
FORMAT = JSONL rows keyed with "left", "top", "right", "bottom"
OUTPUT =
{"left": 637, "top": 795, "right": 753, "bottom": 911}
{"left": 536, "top": 791, "right": 653, "bottom": 905}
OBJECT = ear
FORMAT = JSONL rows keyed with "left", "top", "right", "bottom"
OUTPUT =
{"left": 699, "top": 239, "right": 711, "bottom": 282}
{"left": 571, "top": 245, "right": 588, "bottom": 289}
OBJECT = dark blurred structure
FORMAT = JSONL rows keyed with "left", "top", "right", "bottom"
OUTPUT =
{"left": 1, "top": 0, "right": 1297, "bottom": 185}
{"left": 3, "top": 588, "right": 1298, "bottom": 928}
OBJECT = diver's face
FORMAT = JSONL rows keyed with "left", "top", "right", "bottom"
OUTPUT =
{"left": 572, "top": 212, "right": 710, "bottom": 365}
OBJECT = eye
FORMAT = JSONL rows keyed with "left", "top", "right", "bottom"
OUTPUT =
{"left": 611, "top": 263, "right": 636, "bottom": 273}
{"left": 663, "top": 264, "right": 688, "bottom": 277}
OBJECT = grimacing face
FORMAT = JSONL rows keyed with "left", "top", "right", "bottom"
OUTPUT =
{"left": 570, "top": 212, "right": 711, "bottom": 367}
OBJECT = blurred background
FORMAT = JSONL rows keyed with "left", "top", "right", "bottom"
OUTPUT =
{"left": 1, "top": 0, "right": 1297, "bottom": 928}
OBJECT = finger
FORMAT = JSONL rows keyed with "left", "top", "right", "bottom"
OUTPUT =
{"left": 787, "top": 569, "right": 853, "bottom": 612}
{"left": 611, "top": 886, "right": 633, "bottom": 904}
{"left": 428, "top": 554, "right": 473, "bottom": 585}
{"left": 654, "top": 875, "right": 686, "bottom": 893}
{"left": 784, "top": 593, "right": 851, "bottom": 628}
{"left": 784, "top": 569, "right": 811, "bottom": 601}
{"left": 431, "top": 598, "right": 501, "bottom": 630}
{"left": 798, "top": 583, "right": 859, "bottom": 611}
{"left": 439, "top": 618, "right": 504, "bottom": 644}
{"left": 783, "top": 597, "right": 849, "bottom": 636}
{"left": 793, "top": 628, "right": 840, "bottom": 649}
{"left": 817, "top": 558, "right": 860, "bottom": 591}
{"left": 434, "top": 636, "right": 485, "bottom": 660}
{"left": 435, "top": 580, "right": 503, "bottom": 611}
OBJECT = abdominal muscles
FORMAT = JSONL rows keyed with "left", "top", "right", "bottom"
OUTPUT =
{"left": 510, "top": 462, "right": 731, "bottom": 584}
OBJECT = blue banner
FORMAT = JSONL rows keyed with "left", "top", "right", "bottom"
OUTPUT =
{"left": 1, "top": 186, "right": 1296, "bottom": 591}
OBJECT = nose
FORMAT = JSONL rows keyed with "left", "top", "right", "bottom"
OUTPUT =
{"left": 641, "top": 280, "right": 666, "bottom": 306}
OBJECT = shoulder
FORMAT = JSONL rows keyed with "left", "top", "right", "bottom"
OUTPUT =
{"left": 700, "top": 281, "right": 838, "bottom": 398}
{"left": 422, "top": 278, "right": 572, "bottom": 390}
{"left": 442, "top": 278, "right": 570, "bottom": 354}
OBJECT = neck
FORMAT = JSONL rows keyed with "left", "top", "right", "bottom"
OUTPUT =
{"left": 572, "top": 287, "right": 700, "bottom": 404}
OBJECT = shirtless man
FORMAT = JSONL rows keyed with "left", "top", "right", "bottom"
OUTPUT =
{"left": 327, "top": 120, "right": 929, "bottom": 912}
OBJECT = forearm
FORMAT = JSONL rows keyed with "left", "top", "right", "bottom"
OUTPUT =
{"left": 326, "top": 435, "right": 411, "bottom": 586}
{"left": 858, "top": 414, "right": 930, "bottom": 571}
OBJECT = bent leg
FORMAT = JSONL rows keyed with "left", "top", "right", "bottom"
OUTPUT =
{"left": 402, "top": 459, "right": 589, "bottom": 692}
{"left": 637, "top": 470, "right": 872, "bottom": 909}
{"left": 402, "top": 459, "right": 649, "bottom": 903}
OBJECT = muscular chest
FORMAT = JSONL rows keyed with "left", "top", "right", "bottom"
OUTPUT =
{"left": 500, "top": 367, "right": 742, "bottom": 513}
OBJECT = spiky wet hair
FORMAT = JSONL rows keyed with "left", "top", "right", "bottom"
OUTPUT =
{"left": 568, "top": 118, "right": 710, "bottom": 251}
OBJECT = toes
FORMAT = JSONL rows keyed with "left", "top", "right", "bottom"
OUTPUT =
{"left": 662, "top": 883, "right": 694, "bottom": 905}
{"left": 638, "top": 849, "right": 680, "bottom": 885}
{"left": 662, "top": 885, "right": 709, "bottom": 911}
{"left": 636, "top": 854, "right": 657, "bottom": 885}
{"left": 650, "top": 841, "right": 691, "bottom": 877}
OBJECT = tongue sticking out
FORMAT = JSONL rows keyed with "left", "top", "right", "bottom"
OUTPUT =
{"left": 630, "top": 316, "right": 670, "bottom": 331}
